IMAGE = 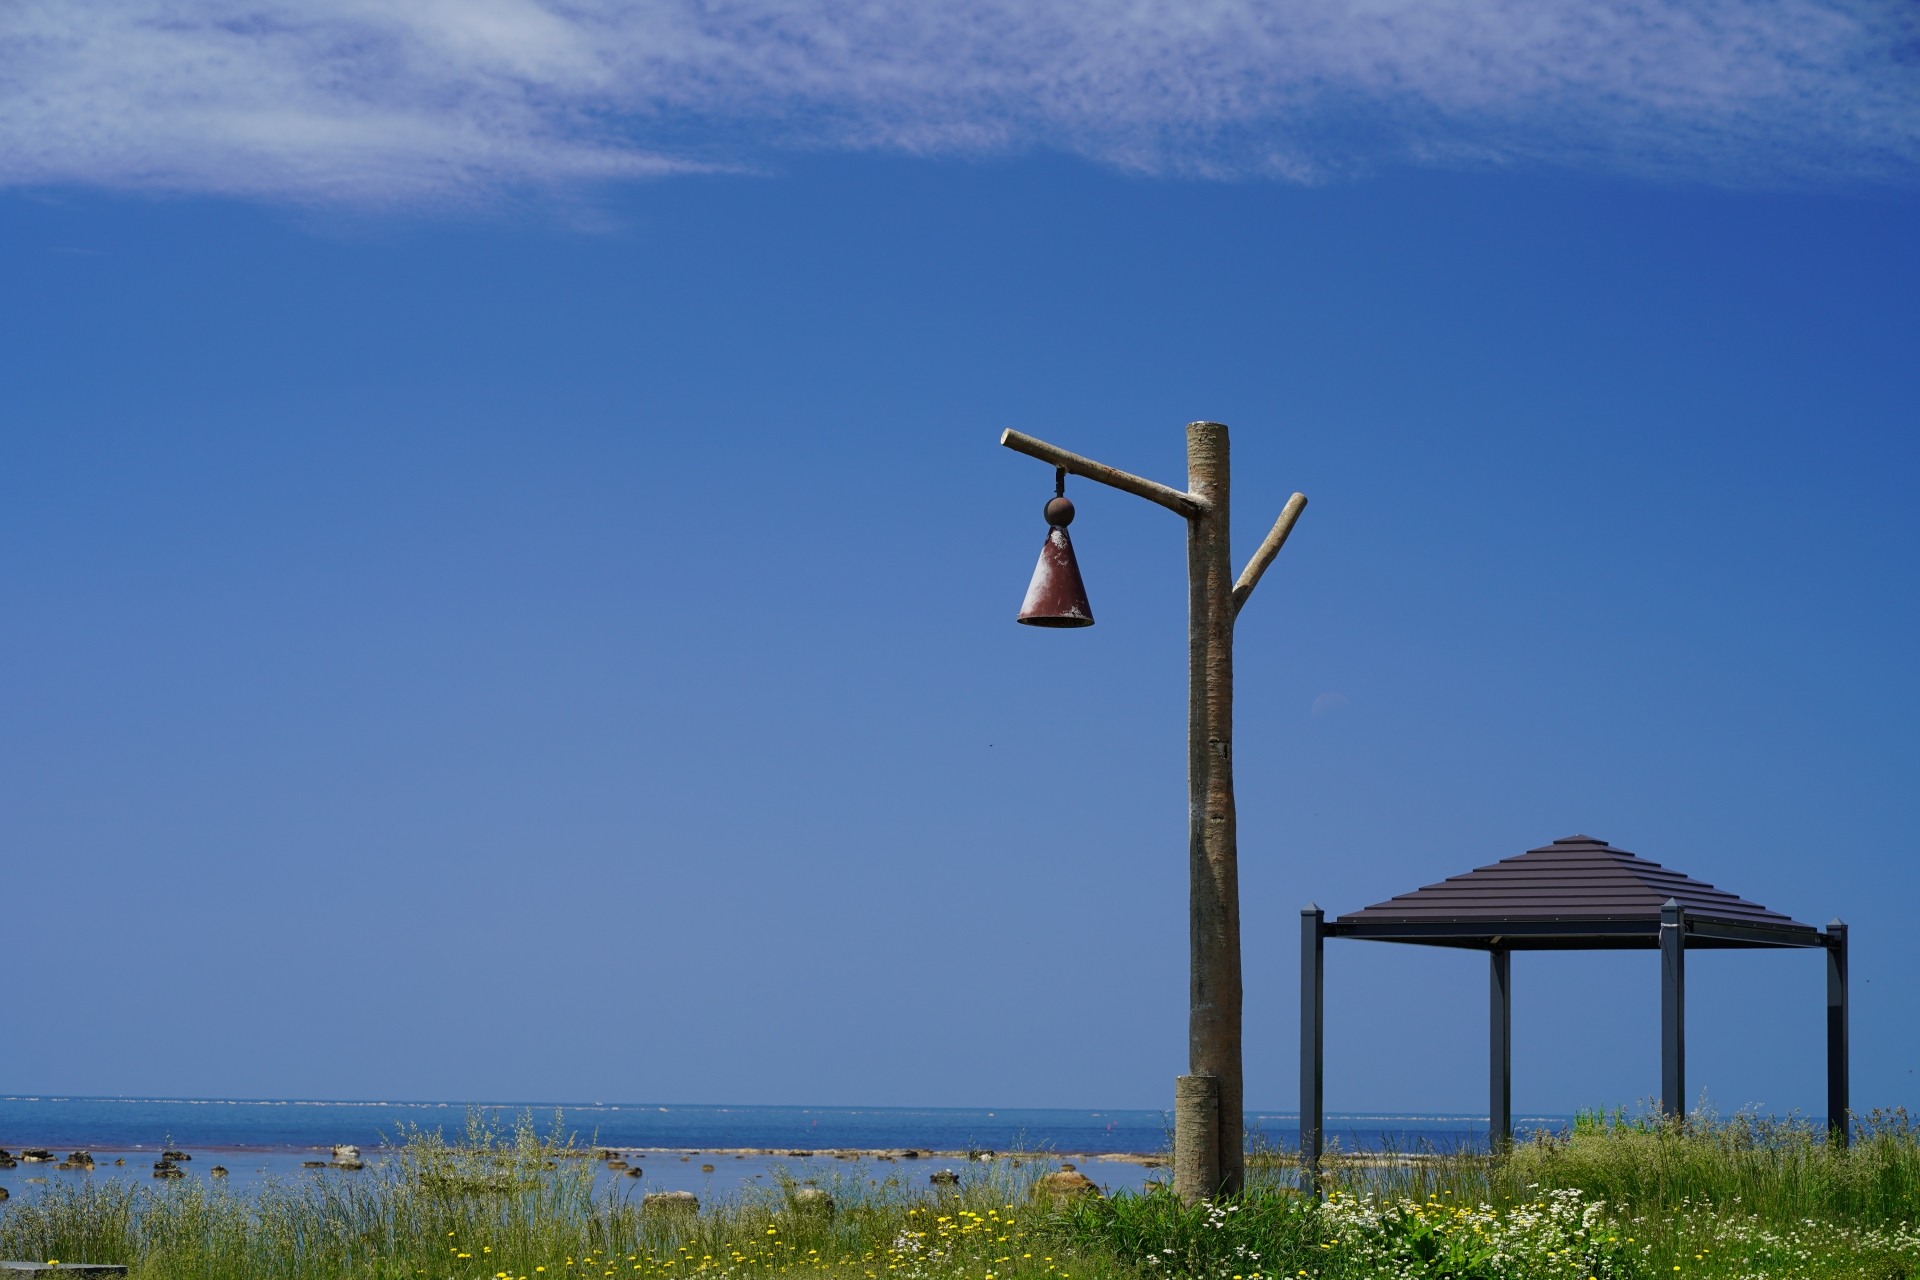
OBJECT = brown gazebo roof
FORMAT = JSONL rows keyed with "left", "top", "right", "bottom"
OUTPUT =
{"left": 1325, "top": 835, "right": 1820, "bottom": 950}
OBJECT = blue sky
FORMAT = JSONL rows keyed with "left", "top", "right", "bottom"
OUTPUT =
{"left": 1, "top": 0, "right": 1917, "bottom": 1122}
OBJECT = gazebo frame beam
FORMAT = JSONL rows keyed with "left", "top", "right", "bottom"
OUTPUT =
{"left": 1325, "top": 920, "right": 1819, "bottom": 949}
{"left": 1827, "top": 920, "right": 1849, "bottom": 1147}
{"left": 1490, "top": 947, "right": 1511, "bottom": 1151}
{"left": 1661, "top": 899, "right": 1687, "bottom": 1116}
{"left": 1297, "top": 910, "right": 1851, "bottom": 1174}
{"left": 1299, "top": 904, "right": 1325, "bottom": 1193}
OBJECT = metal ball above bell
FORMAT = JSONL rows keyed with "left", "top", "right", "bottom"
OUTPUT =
{"left": 1043, "top": 496, "right": 1075, "bottom": 527}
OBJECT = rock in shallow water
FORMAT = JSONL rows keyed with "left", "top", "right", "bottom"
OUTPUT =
{"left": 642, "top": 1191, "right": 698, "bottom": 1214}
{"left": 790, "top": 1188, "right": 834, "bottom": 1217}
{"left": 1033, "top": 1171, "right": 1101, "bottom": 1204}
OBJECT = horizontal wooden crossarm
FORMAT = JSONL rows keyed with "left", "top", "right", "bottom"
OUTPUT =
{"left": 1232, "top": 492, "right": 1308, "bottom": 613}
{"left": 1000, "top": 429, "right": 1206, "bottom": 518}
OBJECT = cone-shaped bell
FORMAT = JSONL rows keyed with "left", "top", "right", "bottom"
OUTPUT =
{"left": 1017, "top": 525, "right": 1094, "bottom": 627}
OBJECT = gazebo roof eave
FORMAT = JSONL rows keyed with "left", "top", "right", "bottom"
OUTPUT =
{"left": 1324, "top": 915, "right": 1826, "bottom": 951}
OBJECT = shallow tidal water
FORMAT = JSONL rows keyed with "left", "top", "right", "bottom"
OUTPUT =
{"left": 0, "top": 1146, "right": 1165, "bottom": 1201}
{"left": 0, "top": 1098, "right": 1571, "bottom": 1203}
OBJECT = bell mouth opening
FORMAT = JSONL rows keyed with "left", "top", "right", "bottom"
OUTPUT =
{"left": 1017, "top": 615, "right": 1095, "bottom": 628}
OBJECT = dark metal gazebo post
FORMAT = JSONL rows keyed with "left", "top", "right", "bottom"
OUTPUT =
{"left": 1489, "top": 947, "right": 1511, "bottom": 1150}
{"left": 1661, "top": 899, "right": 1686, "bottom": 1118}
{"left": 1300, "top": 904, "right": 1325, "bottom": 1192}
{"left": 1826, "top": 919, "right": 1849, "bottom": 1146}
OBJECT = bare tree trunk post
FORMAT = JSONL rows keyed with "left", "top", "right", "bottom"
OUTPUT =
{"left": 999, "top": 424, "right": 1309, "bottom": 1207}
{"left": 1173, "top": 1074, "right": 1220, "bottom": 1203}
{"left": 1185, "top": 420, "right": 1243, "bottom": 1198}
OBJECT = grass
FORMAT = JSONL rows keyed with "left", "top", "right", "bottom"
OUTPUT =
{"left": 1507, "top": 1108, "right": 1920, "bottom": 1226}
{"left": 3, "top": 1108, "right": 1919, "bottom": 1280}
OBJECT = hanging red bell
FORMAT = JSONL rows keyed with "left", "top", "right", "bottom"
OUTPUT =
{"left": 1017, "top": 492, "right": 1094, "bottom": 627}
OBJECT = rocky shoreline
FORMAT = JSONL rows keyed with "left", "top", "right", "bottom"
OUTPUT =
{"left": 2, "top": 1144, "right": 1170, "bottom": 1170}
{"left": 591, "top": 1147, "right": 1167, "bottom": 1167}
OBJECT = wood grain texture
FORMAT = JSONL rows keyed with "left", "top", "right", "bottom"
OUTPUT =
{"left": 1185, "top": 420, "right": 1244, "bottom": 1199}
{"left": 999, "top": 429, "right": 1204, "bottom": 517}
{"left": 1173, "top": 1074, "right": 1220, "bottom": 1205}
{"left": 1232, "top": 492, "right": 1308, "bottom": 614}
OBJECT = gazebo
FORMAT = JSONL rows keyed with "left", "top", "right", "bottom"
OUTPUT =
{"left": 1299, "top": 835, "right": 1848, "bottom": 1168}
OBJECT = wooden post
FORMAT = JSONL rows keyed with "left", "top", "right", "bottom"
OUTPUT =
{"left": 1826, "top": 919, "right": 1849, "bottom": 1147}
{"left": 1299, "top": 905, "right": 1324, "bottom": 1195}
{"left": 1489, "top": 947, "right": 1511, "bottom": 1151}
{"left": 1660, "top": 899, "right": 1686, "bottom": 1119}
{"left": 1185, "top": 421, "right": 1244, "bottom": 1196}
{"left": 999, "top": 424, "right": 1308, "bottom": 1203}
{"left": 1174, "top": 1074, "right": 1220, "bottom": 1203}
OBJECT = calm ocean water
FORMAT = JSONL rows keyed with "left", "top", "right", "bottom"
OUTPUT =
{"left": 0, "top": 1098, "right": 1572, "bottom": 1201}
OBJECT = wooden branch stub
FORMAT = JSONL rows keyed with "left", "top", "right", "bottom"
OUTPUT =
{"left": 1231, "top": 492, "right": 1308, "bottom": 614}
{"left": 1000, "top": 429, "right": 1206, "bottom": 518}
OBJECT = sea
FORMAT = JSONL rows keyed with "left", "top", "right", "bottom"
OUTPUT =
{"left": 0, "top": 1098, "right": 1572, "bottom": 1201}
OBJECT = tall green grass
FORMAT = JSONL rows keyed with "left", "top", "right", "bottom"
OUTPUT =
{"left": 1240, "top": 1106, "right": 1920, "bottom": 1227}
{"left": 0, "top": 1110, "right": 1095, "bottom": 1280}
{"left": 6, "top": 1108, "right": 1920, "bottom": 1279}
{"left": 1260, "top": 1106, "right": 1920, "bottom": 1277}
{"left": 1504, "top": 1108, "right": 1920, "bottom": 1227}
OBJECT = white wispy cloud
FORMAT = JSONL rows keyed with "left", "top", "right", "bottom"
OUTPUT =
{"left": 2, "top": 0, "right": 1914, "bottom": 204}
